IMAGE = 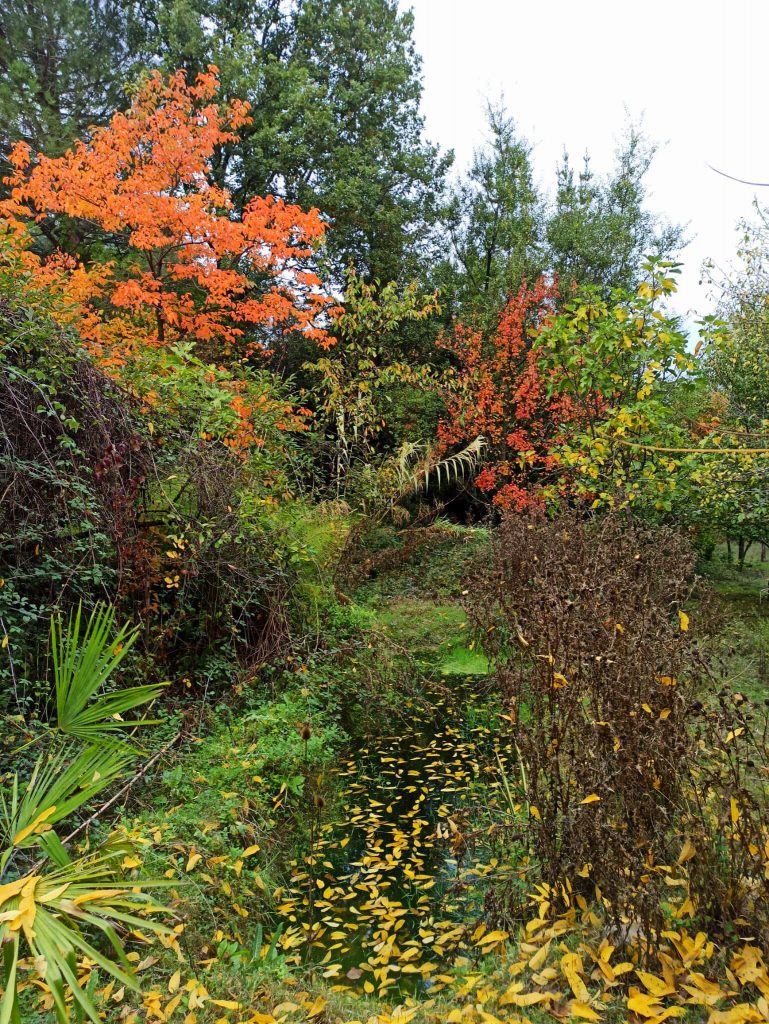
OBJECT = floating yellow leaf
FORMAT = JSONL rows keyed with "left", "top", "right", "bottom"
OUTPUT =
{"left": 570, "top": 1001, "right": 601, "bottom": 1020}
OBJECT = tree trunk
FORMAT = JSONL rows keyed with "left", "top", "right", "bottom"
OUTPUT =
{"left": 738, "top": 537, "right": 750, "bottom": 568}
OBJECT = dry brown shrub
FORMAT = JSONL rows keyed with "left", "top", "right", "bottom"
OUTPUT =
{"left": 465, "top": 512, "right": 709, "bottom": 936}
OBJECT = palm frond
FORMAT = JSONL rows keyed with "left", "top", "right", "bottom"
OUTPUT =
{"left": 52, "top": 603, "right": 166, "bottom": 743}
{"left": 0, "top": 841, "right": 173, "bottom": 1024}
{"left": 0, "top": 743, "right": 130, "bottom": 868}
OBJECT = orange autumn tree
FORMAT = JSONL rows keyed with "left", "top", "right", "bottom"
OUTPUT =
{"left": 438, "top": 278, "right": 586, "bottom": 511}
{"left": 1, "top": 66, "right": 339, "bottom": 374}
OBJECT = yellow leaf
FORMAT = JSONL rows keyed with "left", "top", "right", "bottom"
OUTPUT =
{"left": 38, "top": 883, "right": 69, "bottom": 905}
{"left": 476, "top": 930, "right": 509, "bottom": 947}
{"left": 636, "top": 971, "right": 677, "bottom": 997}
{"left": 677, "top": 838, "right": 696, "bottom": 864}
{"left": 6, "top": 875, "right": 38, "bottom": 938}
{"left": 209, "top": 999, "right": 243, "bottom": 1010}
{"left": 705, "top": 1005, "right": 763, "bottom": 1023}
{"left": 570, "top": 1001, "right": 601, "bottom": 1020}
{"left": 73, "top": 888, "right": 127, "bottom": 906}
{"left": 0, "top": 876, "right": 30, "bottom": 908}
{"left": 305, "top": 996, "right": 327, "bottom": 1017}
{"left": 731, "top": 798, "right": 740, "bottom": 824}
{"left": 186, "top": 851, "right": 202, "bottom": 872}
{"left": 528, "top": 940, "right": 551, "bottom": 970}
{"left": 529, "top": 806, "right": 541, "bottom": 821}
{"left": 561, "top": 952, "right": 588, "bottom": 1003}
{"left": 164, "top": 994, "right": 182, "bottom": 1017}
{"left": 168, "top": 970, "right": 181, "bottom": 994}
{"left": 580, "top": 794, "right": 601, "bottom": 804}
{"left": 678, "top": 610, "right": 689, "bottom": 632}
{"left": 12, "top": 806, "right": 57, "bottom": 845}
{"left": 242, "top": 844, "right": 260, "bottom": 858}
{"left": 506, "top": 991, "right": 550, "bottom": 1007}
{"left": 627, "top": 991, "right": 663, "bottom": 1017}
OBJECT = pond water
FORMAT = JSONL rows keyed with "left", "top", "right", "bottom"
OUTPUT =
{"left": 271, "top": 685, "right": 517, "bottom": 998}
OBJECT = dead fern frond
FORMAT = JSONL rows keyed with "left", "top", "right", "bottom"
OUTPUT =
{"left": 397, "top": 436, "right": 486, "bottom": 498}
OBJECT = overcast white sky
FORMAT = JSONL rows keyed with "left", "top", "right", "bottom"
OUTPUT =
{"left": 403, "top": 0, "right": 769, "bottom": 326}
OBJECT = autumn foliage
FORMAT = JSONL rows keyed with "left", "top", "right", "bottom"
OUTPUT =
{"left": 0, "top": 66, "right": 339, "bottom": 371}
{"left": 438, "top": 278, "right": 582, "bottom": 511}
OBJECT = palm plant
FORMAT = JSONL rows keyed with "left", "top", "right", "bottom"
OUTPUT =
{"left": 0, "top": 604, "right": 171, "bottom": 1024}
{"left": 52, "top": 603, "right": 163, "bottom": 744}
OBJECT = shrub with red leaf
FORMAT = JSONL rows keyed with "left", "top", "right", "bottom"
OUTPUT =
{"left": 438, "top": 278, "right": 584, "bottom": 511}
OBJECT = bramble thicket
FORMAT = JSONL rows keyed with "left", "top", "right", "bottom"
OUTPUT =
{"left": 3, "top": 5, "right": 769, "bottom": 1024}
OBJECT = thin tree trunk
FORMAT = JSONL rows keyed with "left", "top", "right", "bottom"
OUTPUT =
{"left": 738, "top": 537, "right": 749, "bottom": 568}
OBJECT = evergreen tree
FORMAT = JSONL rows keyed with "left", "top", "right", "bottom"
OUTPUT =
{"left": 438, "top": 105, "right": 543, "bottom": 329}
{"left": 0, "top": 0, "right": 148, "bottom": 157}
{"left": 546, "top": 128, "right": 684, "bottom": 293}
{"left": 149, "top": 0, "right": 450, "bottom": 282}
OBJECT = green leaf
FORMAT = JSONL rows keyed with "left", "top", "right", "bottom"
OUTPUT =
{"left": 52, "top": 603, "right": 166, "bottom": 743}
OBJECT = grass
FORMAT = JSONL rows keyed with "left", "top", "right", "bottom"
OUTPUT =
{"left": 370, "top": 595, "right": 490, "bottom": 677}
{"left": 439, "top": 646, "right": 489, "bottom": 676}
{"left": 699, "top": 546, "right": 769, "bottom": 705}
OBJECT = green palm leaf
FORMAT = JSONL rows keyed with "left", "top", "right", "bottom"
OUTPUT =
{"left": 0, "top": 743, "right": 130, "bottom": 867}
{"left": 52, "top": 604, "right": 166, "bottom": 743}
